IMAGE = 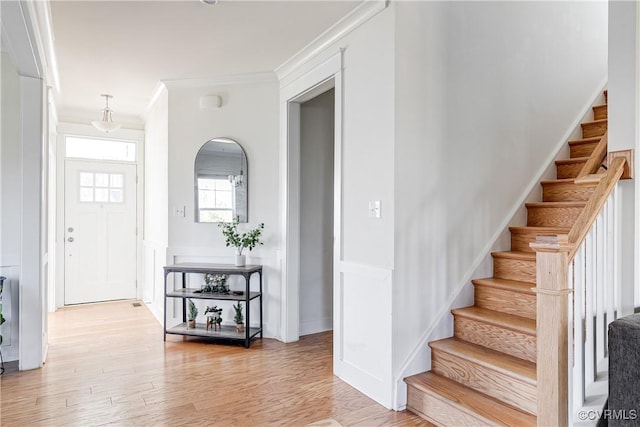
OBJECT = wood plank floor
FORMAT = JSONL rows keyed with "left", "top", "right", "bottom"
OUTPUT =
{"left": 0, "top": 301, "right": 430, "bottom": 426}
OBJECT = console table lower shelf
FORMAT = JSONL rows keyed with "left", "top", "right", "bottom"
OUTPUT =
{"left": 166, "top": 323, "right": 262, "bottom": 341}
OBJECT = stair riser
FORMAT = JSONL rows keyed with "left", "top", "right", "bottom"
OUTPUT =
{"left": 542, "top": 182, "right": 595, "bottom": 202}
{"left": 474, "top": 285, "right": 536, "bottom": 320}
{"left": 407, "top": 387, "right": 495, "bottom": 427}
{"left": 511, "top": 232, "right": 549, "bottom": 252}
{"left": 582, "top": 121, "right": 607, "bottom": 138}
{"left": 493, "top": 257, "right": 536, "bottom": 284}
{"left": 593, "top": 105, "right": 608, "bottom": 121}
{"left": 454, "top": 317, "right": 537, "bottom": 363}
{"left": 431, "top": 351, "right": 537, "bottom": 415}
{"left": 570, "top": 142, "right": 598, "bottom": 159}
{"left": 556, "top": 162, "right": 585, "bottom": 179}
{"left": 526, "top": 205, "right": 583, "bottom": 227}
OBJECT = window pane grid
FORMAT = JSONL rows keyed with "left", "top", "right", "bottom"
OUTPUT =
{"left": 79, "top": 172, "right": 125, "bottom": 204}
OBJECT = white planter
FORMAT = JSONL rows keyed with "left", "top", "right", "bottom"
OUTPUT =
{"left": 235, "top": 254, "right": 246, "bottom": 267}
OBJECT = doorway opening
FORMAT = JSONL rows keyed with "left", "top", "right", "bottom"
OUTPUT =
{"left": 281, "top": 51, "right": 343, "bottom": 361}
{"left": 299, "top": 89, "right": 335, "bottom": 336}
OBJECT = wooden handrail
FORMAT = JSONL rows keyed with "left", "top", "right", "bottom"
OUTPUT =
{"left": 576, "top": 132, "right": 608, "bottom": 179}
{"left": 568, "top": 156, "right": 626, "bottom": 261}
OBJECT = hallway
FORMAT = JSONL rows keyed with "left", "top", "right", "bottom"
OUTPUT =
{"left": 0, "top": 301, "right": 427, "bottom": 426}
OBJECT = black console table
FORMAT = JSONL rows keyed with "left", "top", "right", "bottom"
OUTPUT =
{"left": 163, "top": 263, "right": 262, "bottom": 348}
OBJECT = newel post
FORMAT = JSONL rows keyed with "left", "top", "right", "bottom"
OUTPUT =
{"left": 530, "top": 235, "right": 573, "bottom": 427}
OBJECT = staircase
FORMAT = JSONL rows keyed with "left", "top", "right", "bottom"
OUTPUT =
{"left": 404, "top": 92, "right": 608, "bottom": 426}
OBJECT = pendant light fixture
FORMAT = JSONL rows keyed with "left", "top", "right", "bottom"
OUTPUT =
{"left": 91, "top": 94, "right": 122, "bottom": 133}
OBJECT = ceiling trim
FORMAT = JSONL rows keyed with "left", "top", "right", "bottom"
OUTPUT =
{"left": 275, "top": 0, "right": 389, "bottom": 82}
{"left": 161, "top": 72, "right": 277, "bottom": 90}
{"left": 0, "top": 0, "right": 41, "bottom": 79}
{"left": 24, "top": 0, "right": 60, "bottom": 92}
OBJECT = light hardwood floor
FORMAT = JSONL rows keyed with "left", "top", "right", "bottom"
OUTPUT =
{"left": 0, "top": 301, "right": 430, "bottom": 426}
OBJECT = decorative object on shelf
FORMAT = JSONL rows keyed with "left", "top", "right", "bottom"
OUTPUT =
{"left": 204, "top": 305, "right": 223, "bottom": 331}
{"left": 218, "top": 220, "right": 264, "bottom": 267}
{"left": 233, "top": 302, "right": 244, "bottom": 333}
{"left": 203, "top": 273, "right": 230, "bottom": 294}
{"left": 91, "top": 94, "right": 122, "bottom": 133}
{"left": 187, "top": 299, "right": 198, "bottom": 329}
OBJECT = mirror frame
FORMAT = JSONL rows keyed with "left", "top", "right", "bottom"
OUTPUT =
{"left": 193, "top": 137, "right": 248, "bottom": 223}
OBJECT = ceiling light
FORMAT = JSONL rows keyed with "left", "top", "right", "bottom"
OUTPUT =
{"left": 200, "top": 0, "right": 218, "bottom": 5}
{"left": 91, "top": 94, "right": 122, "bottom": 133}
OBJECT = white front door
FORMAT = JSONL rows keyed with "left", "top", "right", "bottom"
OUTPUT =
{"left": 64, "top": 160, "right": 137, "bottom": 304}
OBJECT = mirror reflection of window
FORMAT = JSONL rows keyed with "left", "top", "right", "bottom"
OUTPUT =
{"left": 197, "top": 177, "right": 234, "bottom": 222}
{"left": 194, "top": 138, "right": 248, "bottom": 223}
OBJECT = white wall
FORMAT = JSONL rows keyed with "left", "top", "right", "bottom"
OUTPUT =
{"left": 143, "top": 87, "right": 169, "bottom": 320}
{"left": 393, "top": 0, "right": 608, "bottom": 407}
{"left": 608, "top": 1, "right": 638, "bottom": 312}
{"left": 0, "top": 51, "right": 22, "bottom": 362}
{"left": 299, "top": 88, "right": 334, "bottom": 336}
{"left": 165, "top": 79, "right": 281, "bottom": 334}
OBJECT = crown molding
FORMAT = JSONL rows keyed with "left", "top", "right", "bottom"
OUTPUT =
{"left": 161, "top": 72, "right": 277, "bottom": 90}
{"left": 275, "top": 0, "right": 389, "bottom": 81}
{"left": 20, "top": 0, "right": 60, "bottom": 91}
{"left": 0, "top": 0, "right": 40, "bottom": 79}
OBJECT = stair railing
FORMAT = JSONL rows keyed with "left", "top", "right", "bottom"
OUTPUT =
{"left": 531, "top": 155, "right": 627, "bottom": 427}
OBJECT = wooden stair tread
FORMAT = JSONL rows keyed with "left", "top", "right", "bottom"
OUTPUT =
{"left": 525, "top": 201, "right": 586, "bottom": 208}
{"left": 405, "top": 372, "right": 537, "bottom": 426}
{"left": 581, "top": 118, "right": 608, "bottom": 126}
{"left": 451, "top": 307, "right": 536, "bottom": 336}
{"left": 472, "top": 277, "right": 535, "bottom": 294}
{"left": 491, "top": 250, "right": 535, "bottom": 260}
{"left": 430, "top": 337, "right": 536, "bottom": 383}
{"left": 540, "top": 178, "right": 597, "bottom": 187}
{"left": 509, "top": 225, "right": 570, "bottom": 234}
{"left": 568, "top": 136, "right": 602, "bottom": 146}
{"left": 555, "top": 157, "right": 589, "bottom": 165}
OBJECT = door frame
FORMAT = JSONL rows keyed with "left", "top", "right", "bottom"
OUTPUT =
{"left": 55, "top": 124, "right": 145, "bottom": 309}
{"left": 280, "top": 51, "right": 343, "bottom": 345}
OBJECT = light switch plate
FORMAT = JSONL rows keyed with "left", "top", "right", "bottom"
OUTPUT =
{"left": 369, "top": 200, "right": 381, "bottom": 218}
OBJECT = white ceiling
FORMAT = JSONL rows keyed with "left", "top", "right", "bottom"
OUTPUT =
{"left": 49, "top": 0, "right": 360, "bottom": 126}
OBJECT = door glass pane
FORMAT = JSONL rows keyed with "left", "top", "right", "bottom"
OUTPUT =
{"left": 80, "top": 187, "right": 94, "bottom": 202}
{"left": 95, "top": 188, "right": 108, "bottom": 202}
{"left": 95, "top": 173, "right": 109, "bottom": 187}
{"left": 110, "top": 174, "right": 124, "bottom": 188}
{"left": 110, "top": 189, "right": 124, "bottom": 203}
{"left": 80, "top": 172, "right": 94, "bottom": 186}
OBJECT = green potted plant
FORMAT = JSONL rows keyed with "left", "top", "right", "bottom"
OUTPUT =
{"left": 218, "top": 220, "right": 264, "bottom": 267}
{"left": 233, "top": 302, "right": 244, "bottom": 333}
{"left": 187, "top": 299, "right": 198, "bottom": 329}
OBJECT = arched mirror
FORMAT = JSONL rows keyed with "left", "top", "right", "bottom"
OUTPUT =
{"left": 194, "top": 138, "right": 248, "bottom": 223}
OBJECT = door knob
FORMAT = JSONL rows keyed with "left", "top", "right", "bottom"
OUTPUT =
{"left": 67, "top": 237, "right": 74, "bottom": 242}
{"left": 68, "top": 227, "right": 74, "bottom": 232}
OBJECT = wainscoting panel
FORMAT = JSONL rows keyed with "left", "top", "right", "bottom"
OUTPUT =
{"left": 335, "top": 261, "right": 393, "bottom": 408}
